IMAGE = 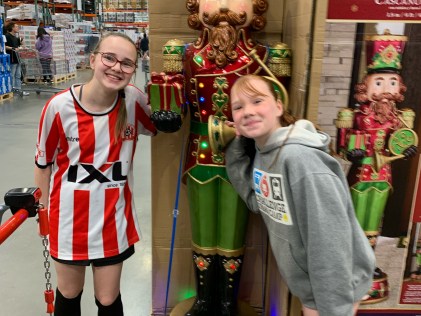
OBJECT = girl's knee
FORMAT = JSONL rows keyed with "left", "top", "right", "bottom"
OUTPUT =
{"left": 95, "top": 293, "right": 123, "bottom": 316}
{"left": 58, "top": 287, "right": 84, "bottom": 299}
{"left": 95, "top": 292, "right": 120, "bottom": 306}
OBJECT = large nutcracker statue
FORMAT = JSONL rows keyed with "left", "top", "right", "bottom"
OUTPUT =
{"left": 148, "top": 0, "right": 290, "bottom": 315}
{"left": 336, "top": 30, "right": 418, "bottom": 304}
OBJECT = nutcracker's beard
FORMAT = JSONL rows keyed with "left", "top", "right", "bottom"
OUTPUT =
{"left": 370, "top": 96, "right": 398, "bottom": 124}
{"left": 203, "top": 9, "right": 247, "bottom": 68}
{"left": 371, "top": 92, "right": 403, "bottom": 103}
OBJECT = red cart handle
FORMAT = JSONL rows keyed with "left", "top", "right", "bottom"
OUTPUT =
{"left": 0, "top": 209, "right": 29, "bottom": 245}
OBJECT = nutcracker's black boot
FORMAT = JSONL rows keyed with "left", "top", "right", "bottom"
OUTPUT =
{"left": 218, "top": 254, "right": 244, "bottom": 316}
{"left": 185, "top": 252, "right": 217, "bottom": 316}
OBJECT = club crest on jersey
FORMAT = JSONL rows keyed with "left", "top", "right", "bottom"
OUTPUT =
{"left": 123, "top": 124, "right": 135, "bottom": 140}
{"left": 36, "top": 144, "right": 45, "bottom": 157}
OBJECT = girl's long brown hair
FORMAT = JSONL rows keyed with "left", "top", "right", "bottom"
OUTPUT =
{"left": 91, "top": 32, "right": 138, "bottom": 141}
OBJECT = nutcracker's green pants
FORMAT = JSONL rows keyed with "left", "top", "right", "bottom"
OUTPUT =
{"left": 351, "top": 181, "right": 390, "bottom": 232}
{"left": 187, "top": 176, "right": 249, "bottom": 255}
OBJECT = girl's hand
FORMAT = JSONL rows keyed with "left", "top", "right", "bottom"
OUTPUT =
{"left": 225, "top": 120, "right": 235, "bottom": 128}
{"left": 224, "top": 121, "right": 241, "bottom": 137}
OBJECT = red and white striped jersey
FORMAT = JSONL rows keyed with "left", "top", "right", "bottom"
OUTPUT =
{"left": 35, "top": 84, "right": 156, "bottom": 260}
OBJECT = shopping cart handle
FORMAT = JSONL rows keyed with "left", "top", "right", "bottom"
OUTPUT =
{"left": 0, "top": 208, "right": 29, "bottom": 245}
{"left": 4, "top": 187, "right": 41, "bottom": 217}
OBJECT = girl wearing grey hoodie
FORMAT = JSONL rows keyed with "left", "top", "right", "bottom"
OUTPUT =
{"left": 225, "top": 75, "right": 375, "bottom": 316}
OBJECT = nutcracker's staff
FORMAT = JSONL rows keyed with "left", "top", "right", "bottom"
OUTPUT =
{"left": 248, "top": 49, "right": 289, "bottom": 110}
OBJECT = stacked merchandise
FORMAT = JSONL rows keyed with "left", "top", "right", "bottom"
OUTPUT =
{"left": 134, "top": 10, "right": 148, "bottom": 24}
{"left": 102, "top": 0, "right": 148, "bottom": 24}
{"left": 6, "top": 4, "right": 43, "bottom": 20}
{"left": 54, "top": 14, "right": 74, "bottom": 29}
{"left": 69, "top": 22, "right": 100, "bottom": 69}
{"left": 62, "top": 29, "right": 77, "bottom": 74}
{"left": 0, "top": 19, "right": 12, "bottom": 95}
{"left": 103, "top": 12, "right": 117, "bottom": 23}
{"left": 52, "top": 0, "right": 73, "bottom": 28}
{"left": 49, "top": 31, "right": 67, "bottom": 78}
{"left": 102, "top": 11, "right": 148, "bottom": 24}
{"left": 121, "top": 0, "right": 148, "bottom": 9}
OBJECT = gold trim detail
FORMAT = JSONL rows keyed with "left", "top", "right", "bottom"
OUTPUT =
{"left": 185, "top": 170, "right": 230, "bottom": 185}
{"left": 163, "top": 54, "right": 183, "bottom": 73}
{"left": 211, "top": 76, "right": 229, "bottom": 117}
{"left": 192, "top": 243, "right": 244, "bottom": 257}
{"left": 268, "top": 57, "right": 291, "bottom": 77}
{"left": 164, "top": 39, "right": 185, "bottom": 47}
{"left": 365, "top": 34, "right": 408, "bottom": 42}
{"left": 365, "top": 231, "right": 379, "bottom": 236}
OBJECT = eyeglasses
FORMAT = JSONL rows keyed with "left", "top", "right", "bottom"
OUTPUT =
{"left": 96, "top": 52, "right": 137, "bottom": 74}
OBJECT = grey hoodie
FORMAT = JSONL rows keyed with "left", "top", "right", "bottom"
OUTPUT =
{"left": 226, "top": 120, "right": 375, "bottom": 315}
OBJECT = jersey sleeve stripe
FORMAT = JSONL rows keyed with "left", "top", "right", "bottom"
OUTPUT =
{"left": 136, "top": 100, "right": 157, "bottom": 135}
{"left": 37, "top": 89, "right": 69, "bottom": 145}
{"left": 44, "top": 114, "right": 61, "bottom": 163}
{"left": 36, "top": 105, "right": 60, "bottom": 166}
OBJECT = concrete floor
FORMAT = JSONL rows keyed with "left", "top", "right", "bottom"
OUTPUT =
{"left": 0, "top": 69, "right": 152, "bottom": 315}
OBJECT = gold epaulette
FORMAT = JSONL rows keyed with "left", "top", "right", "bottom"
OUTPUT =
{"left": 336, "top": 108, "right": 354, "bottom": 128}
{"left": 400, "top": 108, "right": 416, "bottom": 129}
{"left": 268, "top": 42, "right": 292, "bottom": 77}
{"left": 162, "top": 39, "right": 185, "bottom": 73}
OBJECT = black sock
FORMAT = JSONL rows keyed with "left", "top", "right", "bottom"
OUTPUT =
{"left": 54, "top": 288, "right": 82, "bottom": 316}
{"left": 95, "top": 293, "right": 123, "bottom": 316}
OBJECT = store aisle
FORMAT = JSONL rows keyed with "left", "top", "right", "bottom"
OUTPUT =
{"left": 0, "top": 68, "right": 152, "bottom": 315}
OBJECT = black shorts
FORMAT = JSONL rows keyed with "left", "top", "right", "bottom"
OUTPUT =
{"left": 51, "top": 245, "right": 135, "bottom": 267}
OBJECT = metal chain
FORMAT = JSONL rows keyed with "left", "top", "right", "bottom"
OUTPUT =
{"left": 42, "top": 236, "right": 52, "bottom": 292}
{"left": 38, "top": 203, "right": 53, "bottom": 316}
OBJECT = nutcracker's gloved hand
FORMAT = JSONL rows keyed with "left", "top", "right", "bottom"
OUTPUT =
{"left": 346, "top": 149, "right": 366, "bottom": 162}
{"left": 150, "top": 110, "right": 182, "bottom": 133}
{"left": 403, "top": 145, "right": 417, "bottom": 159}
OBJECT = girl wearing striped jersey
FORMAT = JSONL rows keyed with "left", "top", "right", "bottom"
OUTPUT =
{"left": 35, "top": 33, "right": 156, "bottom": 316}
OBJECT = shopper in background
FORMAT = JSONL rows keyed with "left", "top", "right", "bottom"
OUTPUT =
{"left": 5, "top": 22, "right": 29, "bottom": 96}
{"left": 140, "top": 32, "right": 149, "bottom": 57}
{"left": 34, "top": 32, "right": 156, "bottom": 316}
{"left": 225, "top": 74, "right": 375, "bottom": 316}
{"left": 135, "top": 35, "right": 141, "bottom": 57}
{"left": 35, "top": 27, "right": 53, "bottom": 83}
